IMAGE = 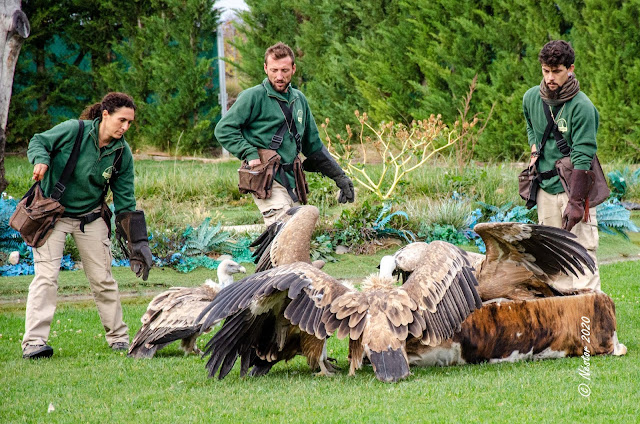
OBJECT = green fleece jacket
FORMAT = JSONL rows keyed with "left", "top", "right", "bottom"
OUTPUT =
{"left": 27, "top": 118, "right": 136, "bottom": 215}
{"left": 523, "top": 86, "right": 599, "bottom": 194}
{"left": 214, "top": 78, "right": 325, "bottom": 188}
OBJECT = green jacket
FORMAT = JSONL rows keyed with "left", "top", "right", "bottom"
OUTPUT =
{"left": 214, "top": 78, "right": 325, "bottom": 188}
{"left": 27, "top": 118, "right": 136, "bottom": 215}
{"left": 523, "top": 86, "right": 599, "bottom": 194}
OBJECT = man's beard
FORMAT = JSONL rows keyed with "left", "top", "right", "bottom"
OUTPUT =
{"left": 270, "top": 79, "right": 288, "bottom": 93}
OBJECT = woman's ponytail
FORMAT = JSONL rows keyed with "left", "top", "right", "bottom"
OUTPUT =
{"left": 79, "top": 92, "right": 136, "bottom": 120}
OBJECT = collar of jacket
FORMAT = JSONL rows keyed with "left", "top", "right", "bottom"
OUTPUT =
{"left": 88, "top": 117, "right": 126, "bottom": 154}
{"left": 261, "top": 78, "right": 298, "bottom": 104}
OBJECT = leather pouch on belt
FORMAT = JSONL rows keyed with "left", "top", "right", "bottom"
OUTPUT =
{"left": 238, "top": 149, "right": 281, "bottom": 199}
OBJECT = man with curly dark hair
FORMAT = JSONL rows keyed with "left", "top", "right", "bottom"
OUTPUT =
{"left": 522, "top": 40, "right": 601, "bottom": 292}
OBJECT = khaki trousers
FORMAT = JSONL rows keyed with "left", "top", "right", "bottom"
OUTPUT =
{"left": 536, "top": 188, "right": 601, "bottom": 292}
{"left": 22, "top": 215, "right": 129, "bottom": 349}
{"left": 253, "top": 181, "right": 300, "bottom": 226}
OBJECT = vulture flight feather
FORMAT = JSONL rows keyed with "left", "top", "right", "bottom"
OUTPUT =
{"left": 199, "top": 240, "right": 482, "bottom": 383}
{"left": 380, "top": 223, "right": 597, "bottom": 301}
{"left": 127, "top": 259, "right": 246, "bottom": 358}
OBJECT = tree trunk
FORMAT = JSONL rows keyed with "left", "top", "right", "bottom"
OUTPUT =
{"left": 0, "top": 1, "right": 30, "bottom": 193}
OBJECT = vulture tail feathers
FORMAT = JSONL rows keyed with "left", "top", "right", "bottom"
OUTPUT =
{"left": 369, "top": 348, "right": 411, "bottom": 383}
{"left": 128, "top": 343, "right": 158, "bottom": 359}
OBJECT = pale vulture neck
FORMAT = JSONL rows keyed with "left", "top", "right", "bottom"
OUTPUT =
{"left": 217, "top": 267, "right": 234, "bottom": 287}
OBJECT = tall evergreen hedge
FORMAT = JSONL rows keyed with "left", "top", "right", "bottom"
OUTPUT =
{"left": 233, "top": 0, "right": 640, "bottom": 162}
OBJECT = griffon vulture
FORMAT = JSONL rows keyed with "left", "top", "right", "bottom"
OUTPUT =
{"left": 250, "top": 205, "right": 320, "bottom": 272}
{"left": 127, "top": 259, "right": 246, "bottom": 358}
{"left": 380, "top": 223, "right": 596, "bottom": 301}
{"left": 199, "top": 240, "right": 482, "bottom": 383}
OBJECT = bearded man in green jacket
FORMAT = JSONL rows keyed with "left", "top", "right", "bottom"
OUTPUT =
{"left": 523, "top": 40, "right": 600, "bottom": 292}
{"left": 215, "top": 42, "right": 354, "bottom": 225}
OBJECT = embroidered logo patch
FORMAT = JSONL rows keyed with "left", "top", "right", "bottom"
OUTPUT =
{"left": 297, "top": 110, "right": 303, "bottom": 124}
{"left": 557, "top": 118, "right": 568, "bottom": 133}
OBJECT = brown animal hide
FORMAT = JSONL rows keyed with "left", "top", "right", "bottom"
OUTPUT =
{"left": 407, "top": 292, "right": 626, "bottom": 367}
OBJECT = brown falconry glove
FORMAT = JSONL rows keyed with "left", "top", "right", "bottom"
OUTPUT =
{"left": 562, "top": 169, "right": 594, "bottom": 232}
{"left": 115, "top": 210, "right": 153, "bottom": 280}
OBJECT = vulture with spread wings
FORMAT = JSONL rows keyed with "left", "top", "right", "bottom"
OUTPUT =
{"left": 128, "top": 259, "right": 246, "bottom": 358}
{"left": 198, "top": 239, "right": 482, "bottom": 383}
{"left": 380, "top": 223, "right": 596, "bottom": 301}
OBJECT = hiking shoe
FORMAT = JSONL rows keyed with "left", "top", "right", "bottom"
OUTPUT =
{"left": 22, "top": 344, "right": 54, "bottom": 359}
{"left": 111, "top": 342, "right": 129, "bottom": 351}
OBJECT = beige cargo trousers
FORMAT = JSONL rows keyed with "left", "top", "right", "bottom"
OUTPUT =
{"left": 22, "top": 216, "right": 129, "bottom": 350}
{"left": 536, "top": 188, "right": 601, "bottom": 292}
{"left": 253, "top": 181, "right": 300, "bottom": 226}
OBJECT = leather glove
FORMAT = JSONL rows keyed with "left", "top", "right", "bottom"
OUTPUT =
{"left": 130, "top": 241, "right": 153, "bottom": 280}
{"left": 334, "top": 174, "right": 355, "bottom": 203}
{"left": 115, "top": 210, "right": 153, "bottom": 280}
{"left": 562, "top": 169, "right": 594, "bottom": 232}
{"left": 303, "top": 146, "right": 355, "bottom": 203}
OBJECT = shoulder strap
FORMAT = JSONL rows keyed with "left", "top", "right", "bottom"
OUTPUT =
{"left": 50, "top": 120, "right": 84, "bottom": 200}
{"left": 542, "top": 103, "right": 571, "bottom": 157}
{"left": 270, "top": 99, "right": 301, "bottom": 153}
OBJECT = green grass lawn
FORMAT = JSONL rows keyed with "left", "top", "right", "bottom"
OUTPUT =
{"left": 1, "top": 254, "right": 639, "bottom": 422}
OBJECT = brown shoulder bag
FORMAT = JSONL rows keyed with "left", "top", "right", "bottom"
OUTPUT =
{"left": 9, "top": 120, "right": 84, "bottom": 247}
{"left": 555, "top": 155, "right": 610, "bottom": 207}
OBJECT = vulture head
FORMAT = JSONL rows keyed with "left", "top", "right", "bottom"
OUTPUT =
{"left": 216, "top": 259, "right": 247, "bottom": 288}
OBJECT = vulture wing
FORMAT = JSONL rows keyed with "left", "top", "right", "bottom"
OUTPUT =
{"left": 250, "top": 206, "right": 319, "bottom": 272}
{"left": 475, "top": 222, "right": 596, "bottom": 277}
{"left": 398, "top": 241, "right": 483, "bottom": 346}
{"left": 198, "top": 261, "right": 352, "bottom": 379}
{"left": 250, "top": 221, "right": 285, "bottom": 273}
{"left": 326, "top": 241, "right": 482, "bottom": 382}
{"left": 128, "top": 285, "right": 219, "bottom": 358}
{"left": 473, "top": 223, "right": 597, "bottom": 300}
